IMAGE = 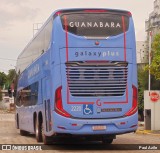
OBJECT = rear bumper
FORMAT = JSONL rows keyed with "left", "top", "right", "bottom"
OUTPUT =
{"left": 52, "top": 111, "right": 138, "bottom": 135}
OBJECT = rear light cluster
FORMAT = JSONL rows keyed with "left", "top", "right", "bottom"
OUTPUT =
{"left": 55, "top": 11, "right": 62, "bottom": 15}
{"left": 55, "top": 85, "right": 137, "bottom": 117}
{"left": 54, "top": 9, "right": 132, "bottom": 17}
{"left": 55, "top": 86, "right": 71, "bottom": 118}
{"left": 125, "top": 85, "right": 138, "bottom": 116}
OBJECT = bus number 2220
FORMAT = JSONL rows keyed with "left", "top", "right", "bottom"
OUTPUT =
{"left": 71, "top": 106, "right": 81, "bottom": 112}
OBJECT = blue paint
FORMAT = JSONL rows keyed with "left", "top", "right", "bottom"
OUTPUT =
{"left": 15, "top": 8, "right": 138, "bottom": 141}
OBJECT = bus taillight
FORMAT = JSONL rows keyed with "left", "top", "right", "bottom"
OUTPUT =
{"left": 55, "top": 11, "right": 62, "bottom": 16}
{"left": 127, "top": 12, "right": 132, "bottom": 16}
{"left": 125, "top": 85, "right": 138, "bottom": 116}
{"left": 55, "top": 86, "right": 71, "bottom": 118}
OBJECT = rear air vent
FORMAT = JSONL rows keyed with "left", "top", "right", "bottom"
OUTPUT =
{"left": 66, "top": 61, "right": 128, "bottom": 97}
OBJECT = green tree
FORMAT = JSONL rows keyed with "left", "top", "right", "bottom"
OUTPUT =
{"left": 147, "top": 34, "right": 160, "bottom": 80}
{"left": 0, "top": 72, "right": 7, "bottom": 87}
{"left": 7, "top": 69, "right": 16, "bottom": 85}
{"left": 0, "top": 69, "right": 17, "bottom": 100}
{"left": 0, "top": 72, "right": 7, "bottom": 101}
{"left": 138, "top": 66, "right": 148, "bottom": 121}
{"left": 7, "top": 69, "right": 18, "bottom": 98}
{"left": 0, "top": 87, "right": 2, "bottom": 101}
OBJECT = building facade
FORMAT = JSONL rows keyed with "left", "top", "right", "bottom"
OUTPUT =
{"left": 145, "top": 0, "right": 160, "bottom": 39}
{"left": 136, "top": 41, "right": 148, "bottom": 64}
{"left": 144, "top": 0, "right": 160, "bottom": 131}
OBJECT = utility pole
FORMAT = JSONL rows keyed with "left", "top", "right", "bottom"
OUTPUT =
{"left": 148, "top": 25, "right": 158, "bottom": 90}
{"left": 148, "top": 31, "right": 152, "bottom": 91}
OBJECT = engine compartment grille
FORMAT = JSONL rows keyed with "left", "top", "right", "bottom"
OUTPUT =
{"left": 66, "top": 61, "right": 128, "bottom": 97}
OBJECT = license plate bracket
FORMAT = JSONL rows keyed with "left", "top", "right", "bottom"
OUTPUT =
{"left": 92, "top": 125, "right": 106, "bottom": 131}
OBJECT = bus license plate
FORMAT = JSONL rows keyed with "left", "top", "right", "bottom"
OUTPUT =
{"left": 92, "top": 125, "right": 106, "bottom": 131}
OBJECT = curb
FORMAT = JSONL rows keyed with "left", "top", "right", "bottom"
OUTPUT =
{"left": 136, "top": 130, "right": 160, "bottom": 136}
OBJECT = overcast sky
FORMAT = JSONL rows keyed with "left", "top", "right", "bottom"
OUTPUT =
{"left": 0, "top": 0, "right": 155, "bottom": 73}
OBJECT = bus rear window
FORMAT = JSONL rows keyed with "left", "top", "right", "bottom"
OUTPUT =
{"left": 61, "top": 13, "right": 129, "bottom": 37}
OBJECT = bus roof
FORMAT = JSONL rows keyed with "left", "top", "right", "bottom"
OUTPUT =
{"left": 52, "top": 8, "right": 131, "bottom": 16}
{"left": 17, "top": 8, "right": 131, "bottom": 58}
{"left": 16, "top": 8, "right": 132, "bottom": 74}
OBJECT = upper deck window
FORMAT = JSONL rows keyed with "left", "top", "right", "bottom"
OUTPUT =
{"left": 61, "top": 13, "right": 129, "bottom": 37}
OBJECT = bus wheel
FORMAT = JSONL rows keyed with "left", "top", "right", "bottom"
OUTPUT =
{"left": 20, "top": 130, "right": 29, "bottom": 136}
{"left": 42, "top": 123, "right": 52, "bottom": 145}
{"left": 102, "top": 138, "right": 113, "bottom": 144}
{"left": 35, "top": 118, "right": 42, "bottom": 142}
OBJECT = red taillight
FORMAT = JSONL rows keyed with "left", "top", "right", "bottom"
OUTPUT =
{"left": 120, "top": 122, "right": 126, "bottom": 125}
{"left": 127, "top": 11, "right": 132, "bottom": 16}
{"left": 55, "top": 11, "right": 62, "bottom": 15}
{"left": 55, "top": 86, "right": 71, "bottom": 118}
{"left": 125, "top": 85, "right": 138, "bottom": 116}
{"left": 71, "top": 124, "right": 78, "bottom": 126}
{"left": 84, "top": 9, "right": 108, "bottom": 13}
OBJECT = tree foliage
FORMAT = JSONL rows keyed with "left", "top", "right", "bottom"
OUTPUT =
{"left": 138, "top": 66, "right": 148, "bottom": 120}
{"left": 0, "top": 69, "right": 16, "bottom": 100}
{"left": 0, "top": 72, "right": 7, "bottom": 87}
{"left": 146, "top": 34, "right": 160, "bottom": 80}
{"left": 0, "top": 72, "right": 7, "bottom": 101}
{"left": 0, "top": 88, "right": 2, "bottom": 101}
{"left": 7, "top": 69, "right": 16, "bottom": 85}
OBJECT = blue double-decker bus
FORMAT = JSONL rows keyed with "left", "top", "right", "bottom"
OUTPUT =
{"left": 15, "top": 8, "right": 138, "bottom": 144}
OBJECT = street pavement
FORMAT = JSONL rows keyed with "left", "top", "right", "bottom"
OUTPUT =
{"left": 0, "top": 113, "right": 160, "bottom": 153}
{"left": 136, "top": 121, "right": 160, "bottom": 136}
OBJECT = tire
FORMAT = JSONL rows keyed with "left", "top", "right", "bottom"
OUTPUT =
{"left": 102, "top": 138, "right": 113, "bottom": 144}
{"left": 20, "top": 130, "right": 29, "bottom": 136}
{"left": 35, "top": 118, "right": 42, "bottom": 142}
{"left": 42, "top": 123, "right": 52, "bottom": 145}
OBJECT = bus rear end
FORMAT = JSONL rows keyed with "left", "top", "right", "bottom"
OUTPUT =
{"left": 52, "top": 9, "right": 138, "bottom": 142}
